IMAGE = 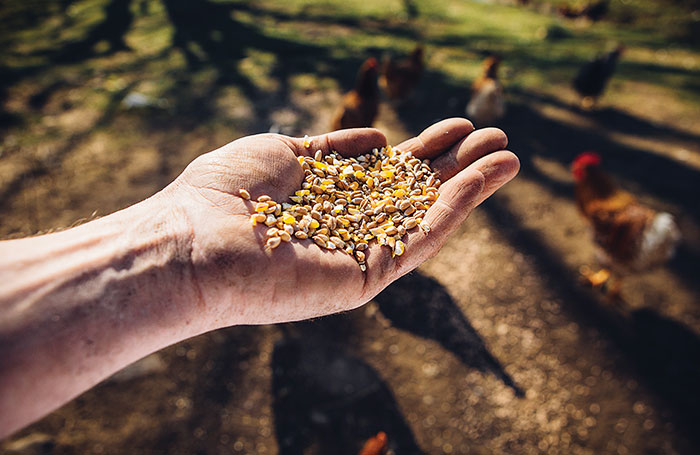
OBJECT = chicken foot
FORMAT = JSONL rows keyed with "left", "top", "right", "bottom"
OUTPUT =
{"left": 579, "top": 265, "right": 626, "bottom": 304}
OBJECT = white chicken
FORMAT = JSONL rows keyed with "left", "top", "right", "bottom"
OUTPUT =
{"left": 466, "top": 56, "right": 505, "bottom": 126}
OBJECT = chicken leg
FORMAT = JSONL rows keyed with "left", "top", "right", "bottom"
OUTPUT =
{"left": 579, "top": 265, "right": 611, "bottom": 287}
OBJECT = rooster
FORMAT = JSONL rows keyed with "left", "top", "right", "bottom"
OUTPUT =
{"left": 358, "top": 431, "right": 388, "bottom": 455}
{"left": 572, "top": 152, "right": 681, "bottom": 299}
{"left": 573, "top": 45, "right": 624, "bottom": 109}
{"left": 466, "top": 55, "right": 505, "bottom": 126}
{"left": 379, "top": 45, "right": 424, "bottom": 102}
{"left": 331, "top": 57, "right": 380, "bottom": 131}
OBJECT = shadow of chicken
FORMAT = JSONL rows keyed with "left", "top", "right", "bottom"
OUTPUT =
{"left": 331, "top": 57, "right": 380, "bottom": 131}
{"left": 573, "top": 45, "right": 624, "bottom": 109}
{"left": 572, "top": 152, "right": 681, "bottom": 301}
{"left": 379, "top": 45, "right": 424, "bottom": 103}
{"left": 466, "top": 55, "right": 505, "bottom": 127}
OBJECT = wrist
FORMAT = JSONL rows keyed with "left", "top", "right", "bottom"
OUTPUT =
{"left": 112, "top": 191, "right": 205, "bottom": 336}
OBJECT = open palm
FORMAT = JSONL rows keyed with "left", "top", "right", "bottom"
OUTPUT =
{"left": 169, "top": 118, "right": 519, "bottom": 326}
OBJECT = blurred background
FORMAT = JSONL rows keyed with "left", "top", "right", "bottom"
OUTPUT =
{"left": 1, "top": 0, "right": 699, "bottom": 454}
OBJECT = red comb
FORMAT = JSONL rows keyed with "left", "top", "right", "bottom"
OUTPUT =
{"left": 573, "top": 151, "right": 602, "bottom": 168}
{"left": 572, "top": 151, "right": 601, "bottom": 180}
{"left": 366, "top": 57, "right": 378, "bottom": 68}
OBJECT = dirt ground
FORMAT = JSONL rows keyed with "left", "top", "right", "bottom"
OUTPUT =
{"left": 2, "top": 1, "right": 700, "bottom": 454}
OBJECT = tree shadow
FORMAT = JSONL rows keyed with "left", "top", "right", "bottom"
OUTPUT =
{"left": 37, "top": 0, "right": 134, "bottom": 63}
{"left": 480, "top": 194, "right": 700, "bottom": 447}
{"left": 0, "top": 80, "right": 139, "bottom": 213}
{"left": 373, "top": 272, "right": 524, "bottom": 397}
{"left": 501, "top": 99, "right": 700, "bottom": 217}
{"left": 510, "top": 88, "right": 700, "bottom": 145}
{"left": 272, "top": 333, "right": 423, "bottom": 455}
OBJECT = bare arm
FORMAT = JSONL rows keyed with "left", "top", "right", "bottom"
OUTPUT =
{"left": 0, "top": 195, "right": 203, "bottom": 436}
{"left": 0, "top": 119, "right": 519, "bottom": 437}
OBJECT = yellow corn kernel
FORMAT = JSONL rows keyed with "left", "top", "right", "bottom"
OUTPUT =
{"left": 309, "top": 219, "right": 320, "bottom": 229}
{"left": 354, "top": 170, "right": 365, "bottom": 179}
{"left": 297, "top": 156, "right": 305, "bottom": 165}
{"left": 282, "top": 214, "right": 296, "bottom": 224}
{"left": 380, "top": 170, "right": 394, "bottom": 180}
{"left": 250, "top": 213, "right": 265, "bottom": 226}
{"left": 393, "top": 188, "right": 406, "bottom": 198}
{"left": 314, "top": 161, "right": 327, "bottom": 170}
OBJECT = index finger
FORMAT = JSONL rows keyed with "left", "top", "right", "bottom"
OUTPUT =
{"left": 294, "top": 128, "right": 387, "bottom": 158}
{"left": 395, "top": 118, "right": 474, "bottom": 160}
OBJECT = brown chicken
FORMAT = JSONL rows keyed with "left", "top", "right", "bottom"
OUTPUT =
{"left": 572, "top": 152, "right": 681, "bottom": 299}
{"left": 379, "top": 45, "right": 424, "bottom": 101}
{"left": 331, "top": 57, "right": 380, "bottom": 131}
{"left": 466, "top": 55, "right": 505, "bottom": 126}
{"left": 557, "top": 4, "right": 582, "bottom": 19}
{"left": 358, "top": 431, "right": 388, "bottom": 455}
{"left": 557, "top": 0, "right": 609, "bottom": 21}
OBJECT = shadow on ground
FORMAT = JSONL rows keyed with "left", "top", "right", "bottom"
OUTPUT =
{"left": 272, "top": 332, "right": 423, "bottom": 455}
{"left": 374, "top": 272, "right": 524, "bottom": 397}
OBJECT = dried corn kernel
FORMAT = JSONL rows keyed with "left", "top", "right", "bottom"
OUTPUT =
{"left": 393, "top": 240, "right": 405, "bottom": 257}
{"left": 266, "top": 236, "right": 281, "bottom": 250}
{"left": 250, "top": 213, "right": 266, "bottom": 226}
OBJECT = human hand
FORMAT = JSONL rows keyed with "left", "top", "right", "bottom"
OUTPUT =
{"left": 165, "top": 118, "right": 519, "bottom": 327}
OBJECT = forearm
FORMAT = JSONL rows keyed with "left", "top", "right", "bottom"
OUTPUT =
{"left": 0, "top": 194, "right": 201, "bottom": 437}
